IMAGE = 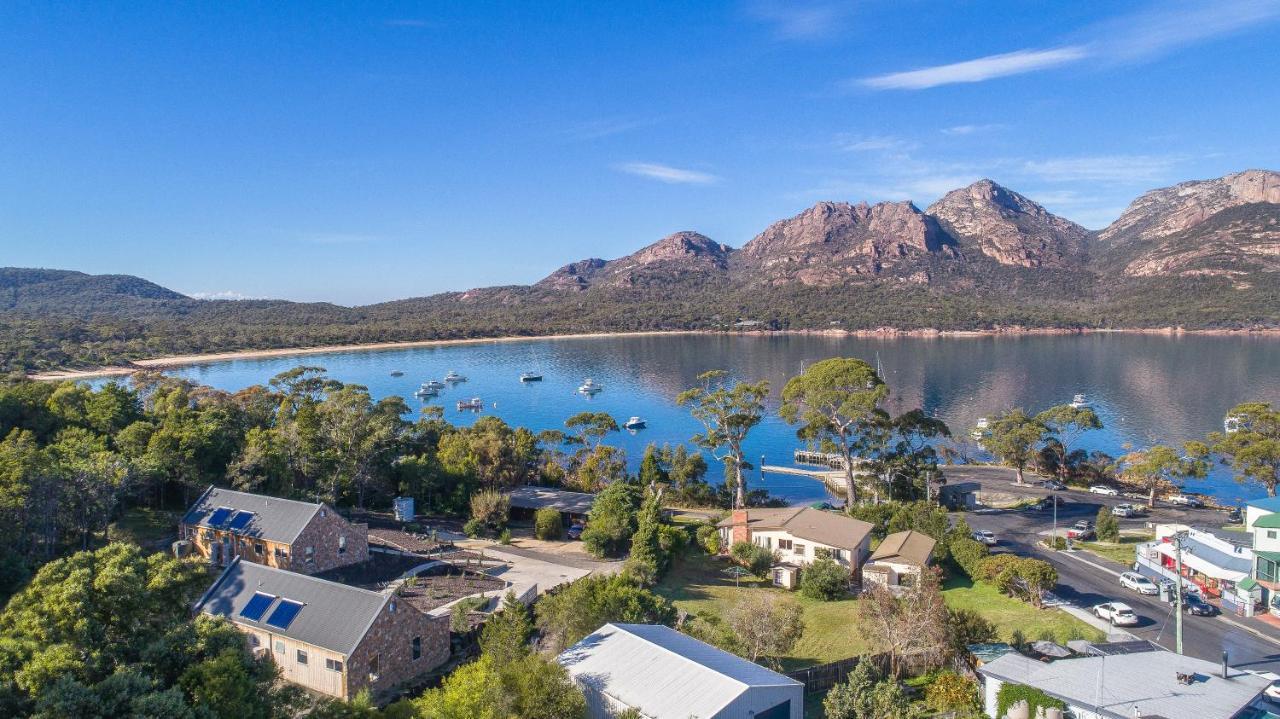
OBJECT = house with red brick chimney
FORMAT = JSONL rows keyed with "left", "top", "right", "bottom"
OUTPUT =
{"left": 717, "top": 507, "right": 873, "bottom": 589}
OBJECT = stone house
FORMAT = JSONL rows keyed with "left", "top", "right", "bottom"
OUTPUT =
{"left": 195, "top": 557, "right": 449, "bottom": 700}
{"left": 180, "top": 486, "right": 369, "bottom": 575}
{"left": 862, "top": 530, "right": 936, "bottom": 591}
{"left": 717, "top": 507, "right": 873, "bottom": 588}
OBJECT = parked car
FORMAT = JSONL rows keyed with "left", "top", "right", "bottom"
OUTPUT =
{"left": 1093, "top": 602, "right": 1140, "bottom": 626}
{"left": 1089, "top": 485, "right": 1119, "bottom": 496}
{"left": 566, "top": 523, "right": 585, "bottom": 540}
{"left": 1033, "top": 495, "right": 1066, "bottom": 510}
{"left": 1182, "top": 594, "right": 1219, "bottom": 616}
{"left": 1073, "top": 519, "right": 1094, "bottom": 530}
{"left": 1168, "top": 494, "right": 1205, "bottom": 508}
{"left": 972, "top": 530, "right": 998, "bottom": 546}
{"left": 1159, "top": 578, "right": 1203, "bottom": 598}
{"left": 1041, "top": 480, "right": 1067, "bottom": 491}
{"left": 1112, "top": 504, "right": 1138, "bottom": 518}
{"left": 1067, "top": 526, "right": 1096, "bottom": 540}
{"left": 1226, "top": 507, "right": 1243, "bottom": 523}
{"left": 1119, "top": 571, "right": 1159, "bottom": 595}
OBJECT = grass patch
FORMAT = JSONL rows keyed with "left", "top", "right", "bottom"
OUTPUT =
{"left": 1078, "top": 534, "right": 1151, "bottom": 566}
{"left": 109, "top": 507, "right": 180, "bottom": 548}
{"left": 942, "top": 575, "right": 1103, "bottom": 644}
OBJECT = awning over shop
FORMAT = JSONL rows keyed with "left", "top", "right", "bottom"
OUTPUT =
{"left": 1151, "top": 541, "right": 1249, "bottom": 582}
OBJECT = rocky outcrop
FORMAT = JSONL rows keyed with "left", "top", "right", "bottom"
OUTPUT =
{"left": 735, "top": 201, "right": 955, "bottom": 285}
{"left": 1116, "top": 202, "right": 1280, "bottom": 277}
{"left": 1099, "top": 169, "right": 1280, "bottom": 245}
{"left": 536, "top": 232, "right": 731, "bottom": 290}
{"left": 926, "top": 180, "right": 1091, "bottom": 267}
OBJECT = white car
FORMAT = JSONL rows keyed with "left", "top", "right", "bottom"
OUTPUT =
{"left": 972, "top": 530, "right": 998, "bottom": 546}
{"left": 1112, "top": 504, "right": 1138, "bottom": 518}
{"left": 1119, "top": 572, "right": 1159, "bottom": 595}
{"left": 1089, "top": 485, "right": 1119, "bottom": 496}
{"left": 1093, "top": 602, "right": 1140, "bottom": 626}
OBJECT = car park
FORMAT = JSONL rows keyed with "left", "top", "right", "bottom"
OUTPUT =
{"left": 1119, "top": 572, "right": 1159, "bottom": 595}
{"left": 1089, "top": 485, "right": 1119, "bottom": 496}
{"left": 1093, "top": 602, "right": 1140, "bottom": 626}
{"left": 972, "top": 530, "right": 998, "bottom": 546}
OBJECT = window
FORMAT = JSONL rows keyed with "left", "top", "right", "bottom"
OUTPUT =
{"left": 1269, "top": 531, "right": 1277, "bottom": 540}
{"left": 274, "top": 641, "right": 285, "bottom": 654}
{"left": 255, "top": 543, "right": 264, "bottom": 555}
{"left": 1260, "top": 557, "right": 1280, "bottom": 583}
{"left": 239, "top": 592, "right": 276, "bottom": 621}
{"left": 296, "top": 650, "right": 308, "bottom": 665}
{"left": 412, "top": 637, "right": 421, "bottom": 660}
{"left": 777, "top": 539, "right": 793, "bottom": 550}
{"left": 369, "top": 655, "right": 379, "bottom": 675}
{"left": 793, "top": 543, "right": 806, "bottom": 556}
{"left": 326, "top": 658, "right": 343, "bottom": 672}
{"left": 305, "top": 546, "right": 315, "bottom": 564}
{"left": 389, "top": 600, "right": 397, "bottom": 614}
{"left": 832, "top": 549, "right": 845, "bottom": 561}
{"left": 320, "top": 509, "right": 327, "bottom": 518}
{"left": 338, "top": 536, "right": 347, "bottom": 555}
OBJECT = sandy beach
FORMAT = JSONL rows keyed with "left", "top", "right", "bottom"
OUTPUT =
{"left": 27, "top": 325, "right": 1280, "bottom": 381}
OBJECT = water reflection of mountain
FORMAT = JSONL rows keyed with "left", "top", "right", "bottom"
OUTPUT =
{"left": 169, "top": 333, "right": 1280, "bottom": 503}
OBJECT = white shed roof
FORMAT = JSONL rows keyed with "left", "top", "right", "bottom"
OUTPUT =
{"left": 557, "top": 623, "right": 800, "bottom": 718}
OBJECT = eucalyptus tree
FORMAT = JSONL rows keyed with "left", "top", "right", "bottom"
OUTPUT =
{"left": 677, "top": 370, "right": 769, "bottom": 509}
{"left": 564, "top": 411, "right": 619, "bottom": 451}
{"left": 1036, "top": 404, "right": 1103, "bottom": 480}
{"left": 981, "top": 409, "right": 1047, "bottom": 485}
{"left": 1114, "top": 442, "right": 1209, "bottom": 508}
{"left": 1211, "top": 402, "right": 1280, "bottom": 497}
{"left": 779, "top": 358, "right": 887, "bottom": 507}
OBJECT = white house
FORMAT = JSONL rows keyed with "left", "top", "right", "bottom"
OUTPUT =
{"left": 716, "top": 507, "right": 873, "bottom": 587}
{"left": 978, "top": 646, "right": 1270, "bottom": 719}
{"left": 558, "top": 623, "right": 803, "bottom": 719}
{"left": 863, "top": 530, "right": 936, "bottom": 590}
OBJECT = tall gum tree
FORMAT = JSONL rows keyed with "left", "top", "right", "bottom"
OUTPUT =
{"left": 677, "top": 370, "right": 768, "bottom": 509}
{"left": 980, "top": 409, "right": 1046, "bottom": 486}
{"left": 779, "top": 357, "right": 888, "bottom": 508}
{"left": 1115, "top": 442, "right": 1209, "bottom": 508}
{"left": 1036, "top": 404, "right": 1102, "bottom": 480}
{"left": 1211, "top": 402, "right": 1280, "bottom": 497}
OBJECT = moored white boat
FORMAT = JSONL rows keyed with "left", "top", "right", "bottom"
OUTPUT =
{"left": 624, "top": 416, "right": 646, "bottom": 430}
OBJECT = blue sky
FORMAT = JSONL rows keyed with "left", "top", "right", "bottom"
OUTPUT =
{"left": 3, "top": 1, "right": 1279, "bottom": 305}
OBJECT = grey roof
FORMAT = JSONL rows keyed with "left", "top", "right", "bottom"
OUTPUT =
{"left": 558, "top": 623, "right": 800, "bottom": 718}
{"left": 978, "top": 649, "right": 1269, "bottom": 719}
{"left": 182, "top": 486, "right": 324, "bottom": 544}
{"left": 506, "top": 485, "right": 596, "bottom": 514}
{"left": 717, "top": 507, "right": 873, "bottom": 552}
{"left": 194, "top": 557, "right": 390, "bottom": 656}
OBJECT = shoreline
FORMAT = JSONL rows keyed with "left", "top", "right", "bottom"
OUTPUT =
{"left": 27, "top": 325, "right": 1280, "bottom": 381}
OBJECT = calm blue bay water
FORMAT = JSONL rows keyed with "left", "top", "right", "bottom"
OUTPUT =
{"left": 156, "top": 333, "right": 1280, "bottom": 507}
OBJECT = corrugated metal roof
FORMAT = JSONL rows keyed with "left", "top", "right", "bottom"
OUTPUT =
{"left": 195, "top": 558, "right": 390, "bottom": 656}
{"left": 558, "top": 623, "right": 800, "bottom": 718}
{"left": 979, "top": 649, "right": 1268, "bottom": 719}
{"left": 1254, "top": 513, "right": 1280, "bottom": 529}
{"left": 506, "top": 485, "right": 596, "bottom": 514}
{"left": 183, "top": 486, "right": 323, "bottom": 544}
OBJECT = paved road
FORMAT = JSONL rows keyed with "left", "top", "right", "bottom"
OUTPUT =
{"left": 964, "top": 495, "right": 1280, "bottom": 673}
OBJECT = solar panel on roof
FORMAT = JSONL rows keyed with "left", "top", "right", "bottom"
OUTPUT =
{"left": 207, "top": 507, "right": 233, "bottom": 527}
{"left": 265, "top": 599, "right": 303, "bottom": 629}
{"left": 227, "top": 511, "right": 255, "bottom": 531}
{"left": 239, "top": 592, "right": 275, "bottom": 621}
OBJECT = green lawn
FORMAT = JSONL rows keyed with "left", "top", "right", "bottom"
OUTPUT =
{"left": 1078, "top": 533, "right": 1151, "bottom": 566}
{"left": 655, "top": 551, "right": 1102, "bottom": 670}
{"left": 942, "top": 575, "right": 1104, "bottom": 644}
{"left": 108, "top": 507, "right": 180, "bottom": 549}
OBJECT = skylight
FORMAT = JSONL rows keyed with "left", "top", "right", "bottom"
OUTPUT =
{"left": 265, "top": 599, "right": 304, "bottom": 629}
{"left": 227, "top": 511, "right": 255, "bottom": 531}
{"left": 207, "top": 506, "right": 233, "bottom": 527}
{"left": 239, "top": 592, "right": 276, "bottom": 621}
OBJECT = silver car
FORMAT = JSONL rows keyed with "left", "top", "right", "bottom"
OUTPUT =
{"left": 1094, "top": 602, "right": 1140, "bottom": 626}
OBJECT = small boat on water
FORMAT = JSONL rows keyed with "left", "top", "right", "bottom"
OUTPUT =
{"left": 444, "top": 371, "right": 467, "bottom": 383}
{"left": 971, "top": 417, "right": 990, "bottom": 440}
{"left": 414, "top": 384, "right": 439, "bottom": 397}
{"left": 578, "top": 378, "right": 603, "bottom": 395}
{"left": 390, "top": 371, "right": 404, "bottom": 377}
{"left": 456, "top": 397, "right": 483, "bottom": 411}
{"left": 423, "top": 380, "right": 445, "bottom": 389}
{"left": 520, "top": 372, "right": 543, "bottom": 382}
{"left": 624, "top": 416, "right": 646, "bottom": 430}
{"left": 1070, "top": 393, "right": 1091, "bottom": 409}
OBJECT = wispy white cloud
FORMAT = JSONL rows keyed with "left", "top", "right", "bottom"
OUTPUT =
{"left": 1021, "top": 155, "right": 1181, "bottom": 183}
{"left": 834, "top": 134, "right": 919, "bottom": 153}
{"left": 617, "top": 162, "right": 720, "bottom": 185}
{"left": 746, "top": 0, "right": 854, "bottom": 40}
{"left": 859, "top": 47, "right": 1088, "bottom": 90}
{"left": 941, "top": 123, "right": 1006, "bottom": 136}
{"left": 566, "top": 117, "right": 660, "bottom": 141}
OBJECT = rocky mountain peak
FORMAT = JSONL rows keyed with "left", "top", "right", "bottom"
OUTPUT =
{"left": 926, "top": 179, "right": 1091, "bottom": 268}
{"left": 629, "top": 231, "right": 732, "bottom": 266}
{"left": 1098, "top": 169, "right": 1280, "bottom": 245}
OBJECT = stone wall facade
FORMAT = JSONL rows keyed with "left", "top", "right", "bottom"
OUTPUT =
{"left": 179, "top": 503, "right": 368, "bottom": 576}
{"left": 345, "top": 599, "right": 450, "bottom": 700}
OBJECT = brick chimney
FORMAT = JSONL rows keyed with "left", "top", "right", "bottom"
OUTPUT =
{"left": 730, "top": 509, "right": 750, "bottom": 545}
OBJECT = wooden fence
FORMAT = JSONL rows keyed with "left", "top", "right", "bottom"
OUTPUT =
{"left": 786, "top": 654, "right": 888, "bottom": 694}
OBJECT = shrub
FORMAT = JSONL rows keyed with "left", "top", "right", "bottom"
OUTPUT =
{"left": 729, "top": 541, "right": 776, "bottom": 576}
{"left": 949, "top": 536, "right": 990, "bottom": 579}
{"left": 977, "top": 553, "right": 1021, "bottom": 582}
{"left": 982, "top": 555, "right": 1058, "bottom": 607}
{"left": 799, "top": 556, "right": 849, "bottom": 600}
{"left": 534, "top": 508, "right": 563, "bottom": 540}
{"left": 657, "top": 524, "right": 688, "bottom": 553}
{"left": 463, "top": 517, "right": 484, "bottom": 538}
{"left": 996, "top": 683, "right": 1066, "bottom": 719}
{"left": 469, "top": 488, "right": 510, "bottom": 536}
{"left": 1096, "top": 506, "right": 1120, "bottom": 542}
{"left": 946, "top": 607, "right": 997, "bottom": 656}
{"left": 498, "top": 529, "right": 512, "bottom": 545}
{"left": 1044, "top": 535, "right": 1068, "bottom": 550}
{"left": 696, "top": 524, "right": 721, "bottom": 554}
{"left": 926, "top": 671, "right": 979, "bottom": 713}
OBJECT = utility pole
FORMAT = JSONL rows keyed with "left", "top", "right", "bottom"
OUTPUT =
{"left": 1052, "top": 490, "right": 1058, "bottom": 548}
{"left": 1173, "top": 531, "right": 1186, "bottom": 655}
